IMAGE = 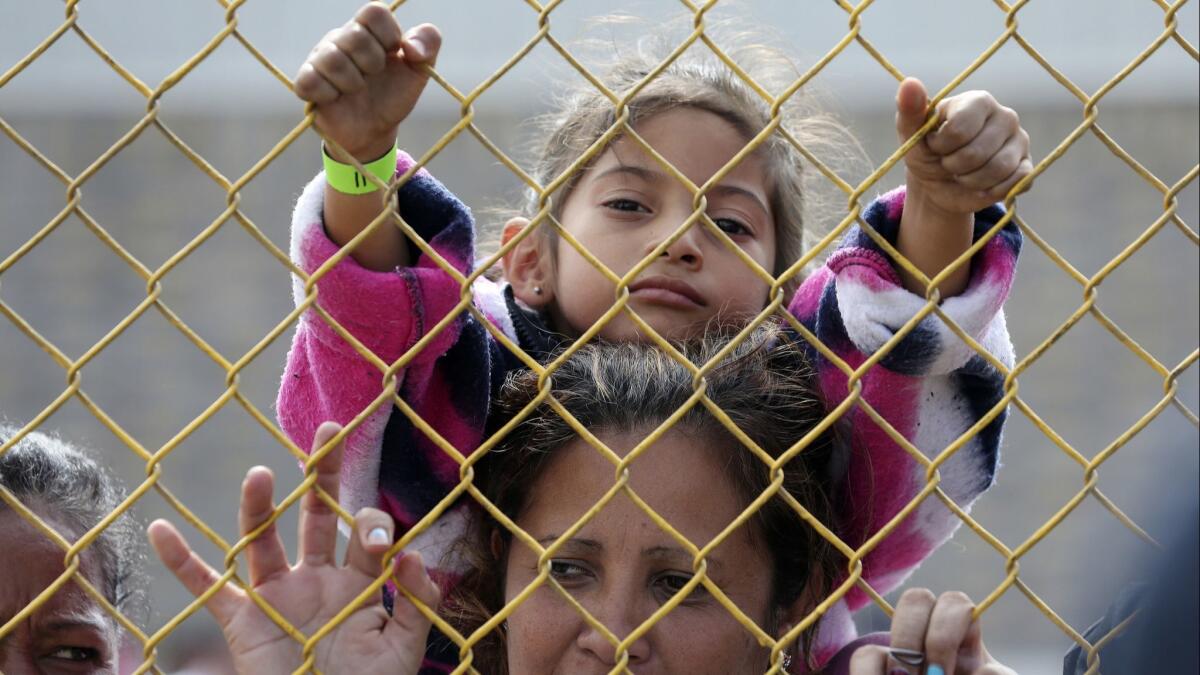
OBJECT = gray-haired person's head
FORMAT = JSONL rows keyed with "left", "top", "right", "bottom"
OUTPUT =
{"left": 0, "top": 426, "right": 145, "bottom": 622}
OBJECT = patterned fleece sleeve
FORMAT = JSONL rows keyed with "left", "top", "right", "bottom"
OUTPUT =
{"left": 277, "top": 150, "right": 477, "bottom": 519}
{"left": 788, "top": 186, "right": 1021, "bottom": 614}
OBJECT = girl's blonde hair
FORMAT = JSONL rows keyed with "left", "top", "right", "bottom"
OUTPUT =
{"left": 510, "top": 17, "right": 862, "bottom": 296}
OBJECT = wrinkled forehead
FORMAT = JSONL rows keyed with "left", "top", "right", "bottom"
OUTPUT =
{"left": 0, "top": 509, "right": 111, "bottom": 623}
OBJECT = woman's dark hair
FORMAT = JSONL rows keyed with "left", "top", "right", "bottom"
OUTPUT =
{"left": 0, "top": 425, "right": 146, "bottom": 624}
{"left": 445, "top": 324, "right": 843, "bottom": 673}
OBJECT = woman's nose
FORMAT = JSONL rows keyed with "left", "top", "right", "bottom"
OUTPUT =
{"left": 575, "top": 596, "right": 652, "bottom": 665}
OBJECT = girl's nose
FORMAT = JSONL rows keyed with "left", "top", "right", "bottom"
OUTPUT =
{"left": 656, "top": 221, "right": 704, "bottom": 269}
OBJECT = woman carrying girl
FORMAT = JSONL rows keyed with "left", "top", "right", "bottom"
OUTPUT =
{"left": 276, "top": 2, "right": 1027, "bottom": 668}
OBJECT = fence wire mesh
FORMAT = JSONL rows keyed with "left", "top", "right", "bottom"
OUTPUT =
{"left": 0, "top": 0, "right": 1196, "bottom": 674}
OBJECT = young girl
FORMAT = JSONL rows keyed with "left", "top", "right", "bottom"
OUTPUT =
{"left": 278, "top": 1, "right": 1027, "bottom": 666}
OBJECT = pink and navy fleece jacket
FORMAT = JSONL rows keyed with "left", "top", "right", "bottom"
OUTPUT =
{"left": 278, "top": 151, "right": 1020, "bottom": 671}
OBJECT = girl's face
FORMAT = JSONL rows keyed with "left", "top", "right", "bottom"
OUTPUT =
{"left": 502, "top": 429, "right": 783, "bottom": 675}
{"left": 0, "top": 510, "right": 119, "bottom": 674}
{"left": 517, "top": 107, "right": 777, "bottom": 341}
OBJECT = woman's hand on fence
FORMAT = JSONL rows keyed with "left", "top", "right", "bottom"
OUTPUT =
{"left": 848, "top": 588, "right": 1017, "bottom": 675}
{"left": 896, "top": 78, "right": 1032, "bottom": 216}
{"left": 295, "top": 2, "right": 441, "bottom": 163}
{"left": 147, "top": 421, "right": 440, "bottom": 675}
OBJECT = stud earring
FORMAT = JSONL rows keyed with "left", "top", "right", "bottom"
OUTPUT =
{"left": 533, "top": 285, "right": 543, "bottom": 296}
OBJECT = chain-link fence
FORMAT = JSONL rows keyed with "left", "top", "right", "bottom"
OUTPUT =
{"left": 1, "top": 1, "right": 1197, "bottom": 673}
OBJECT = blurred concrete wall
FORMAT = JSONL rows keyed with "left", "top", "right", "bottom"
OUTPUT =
{"left": 3, "top": 0, "right": 1197, "bottom": 112}
{"left": 2, "top": 2, "right": 1197, "bottom": 673}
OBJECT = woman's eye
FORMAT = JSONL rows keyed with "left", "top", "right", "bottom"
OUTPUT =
{"left": 549, "top": 560, "right": 590, "bottom": 582}
{"left": 655, "top": 572, "right": 707, "bottom": 601}
{"left": 713, "top": 217, "right": 750, "bottom": 236}
{"left": 48, "top": 646, "right": 99, "bottom": 662}
{"left": 603, "top": 198, "right": 649, "bottom": 213}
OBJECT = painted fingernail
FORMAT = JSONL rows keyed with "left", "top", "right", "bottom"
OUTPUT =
{"left": 367, "top": 527, "right": 390, "bottom": 546}
{"left": 927, "top": 666, "right": 945, "bottom": 675}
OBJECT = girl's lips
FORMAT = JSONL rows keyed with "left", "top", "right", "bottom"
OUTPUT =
{"left": 628, "top": 277, "right": 706, "bottom": 309}
{"left": 630, "top": 287, "right": 704, "bottom": 309}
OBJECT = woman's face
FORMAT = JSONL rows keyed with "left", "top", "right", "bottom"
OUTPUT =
{"left": 503, "top": 428, "right": 779, "bottom": 674}
{"left": 0, "top": 510, "right": 119, "bottom": 674}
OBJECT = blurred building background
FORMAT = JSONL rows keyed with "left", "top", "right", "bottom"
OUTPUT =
{"left": 1, "top": 1, "right": 1197, "bottom": 673}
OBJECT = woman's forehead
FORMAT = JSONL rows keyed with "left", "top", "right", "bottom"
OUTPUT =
{"left": 519, "top": 430, "right": 760, "bottom": 552}
{"left": 0, "top": 508, "right": 76, "bottom": 562}
{"left": 0, "top": 509, "right": 109, "bottom": 615}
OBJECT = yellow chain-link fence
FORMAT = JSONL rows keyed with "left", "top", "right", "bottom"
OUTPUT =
{"left": 0, "top": 0, "right": 1196, "bottom": 673}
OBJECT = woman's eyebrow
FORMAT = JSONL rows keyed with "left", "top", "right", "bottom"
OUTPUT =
{"left": 42, "top": 616, "right": 110, "bottom": 634}
{"left": 537, "top": 535, "right": 603, "bottom": 551}
{"left": 535, "top": 538, "right": 726, "bottom": 572}
{"left": 643, "top": 545, "right": 724, "bottom": 572}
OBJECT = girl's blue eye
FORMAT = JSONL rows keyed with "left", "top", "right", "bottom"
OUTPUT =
{"left": 603, "top": 198, "right": 649, "bottom": 213}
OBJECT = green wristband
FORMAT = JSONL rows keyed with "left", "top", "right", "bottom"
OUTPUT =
{"left": 322, "top": 145, "right": 397, "bottom": 195}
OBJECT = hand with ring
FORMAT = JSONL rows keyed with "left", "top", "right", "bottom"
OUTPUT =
{"left": 849, "top": 588, "right": 1017, "bottom": 674}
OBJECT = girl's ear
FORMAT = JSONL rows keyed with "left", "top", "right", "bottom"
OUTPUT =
{"left": 490, "top": 528, "right": 505, "bottom": 561}
{"left": 777, "top": 581, "right": 819, "bottom": 641}
{"left": 501, "top": 216, "right": 554, "bottom": 309}
{"left": 773, "top": 581, "right": 830, "bottom": 671}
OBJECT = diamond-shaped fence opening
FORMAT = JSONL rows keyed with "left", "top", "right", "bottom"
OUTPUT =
{"left": 1, "top": 1, "right": 1196, "bottom": 674}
